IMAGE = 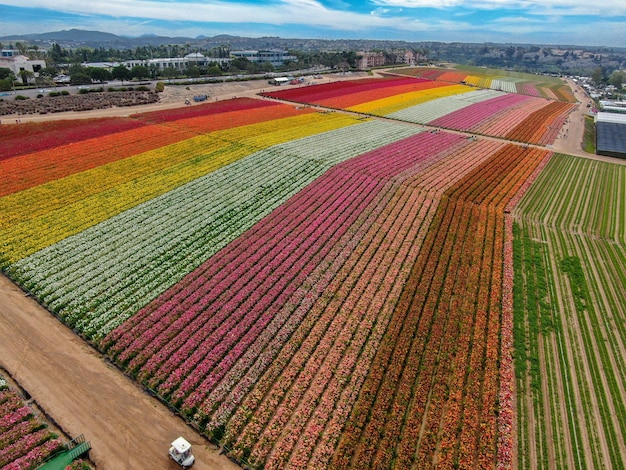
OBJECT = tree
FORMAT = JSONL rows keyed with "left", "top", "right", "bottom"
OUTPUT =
{"left": 591, "top": 66, "right": 605, "bottom": 85}
{"left": 87, "top": 67, "right": 112, "bottom": 83}
{"left": 205, "top": 65, "right": 222, "bottom": 77}
{"left": 19, "top": 69, "right": 34, "bottom": 85}
{"left": 130, "top": 65, "right": 150, "bottom": 81}
{"left": 112, "top": 65, "right": 131, "bottom": 83}
{"left": 0, "top": 77, "right": 13, "bottom": 91}
{"left": 160, "top": 67, "right": 178, "bottom": 81}
{"left": 149, "top": 64, "right": 159, "bottom": 80}
{"left": 49, "top": 43, "right": 68, "bottom": 62}
{"left": 257, "top": 61, "right": 274, "bottom": 73}
{"left": 608, "top": 70, "right": 626, "bottom": 89}
{"left": 14, "top": 42, "right": 27, "bottom": 55}
{"left": 40, "top": 66, "right": 58, "bottom": 78}
{"left": 231, "top": 57, "right": 251, "bottom": 72}
{"left": 70, "top": 71, "right": 92, "bottom": 85}
{"left": 0, "top": 69, "right": 15, "bottom": 91}
{"left": 185, "top": 65, "right": 201, "bottom": 79}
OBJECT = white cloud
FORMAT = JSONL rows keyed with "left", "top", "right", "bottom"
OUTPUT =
{"left": 372, "top": 0, "right": 626, "bottom": 15}
{"left": 1, "top": 0, "right": 624, "bottom": 45}
{"left": 1, "top": 0, "right": 391, "bottom": 28}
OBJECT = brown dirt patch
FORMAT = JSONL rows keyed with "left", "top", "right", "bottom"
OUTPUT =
{"left": 0, "top": 274, "right": 240, "bottom": 470}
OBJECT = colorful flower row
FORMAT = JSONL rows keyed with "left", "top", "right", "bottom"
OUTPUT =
{"left": 330, "top": 144, "right": 549, "bottom": 469}
{"left": 0, "top": 99, "right": 307, "bottom": 199}
{"left": 261, "top": 76, "right": 574, "bottom": 146}
{"left": 388, "top": 88, "right": 509, "bottom": 125}
{"left": 349, "top": 84, "right": 475, "bottom": 117}
{"left": 0, "top": 383, "right": 64, "bottom": 469}
{"left": 108, "top": 131, "right": 460, "bottom": 390}
{"left": 396, "top": 66, "right": 576, "bottom": 102}
{"left": 0, "top": 117, "right": 146, "bottom": 161}
{"left": 504, "top": 100, "right": 575, "bottom": 145}
{"left": 8, "top": 119, "right": 420, "bottom": 340}
{"left": 219, "top": 139, "right": 507, "bottom": 468}
{"left": 1, "top": 83, "right": 569, "bottom": 470}
{"left": 259, "top": 76, "right": 419, "bottom": 105}
{"left": 219, "top": 135, "right": 488, "bottom": 467}
{"left": 0, "top": 111, "right": 357, "bottom": 264}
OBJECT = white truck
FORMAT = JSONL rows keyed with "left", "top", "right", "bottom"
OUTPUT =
{"left": 169, "top": 436, "right": 195, "bottom": 468}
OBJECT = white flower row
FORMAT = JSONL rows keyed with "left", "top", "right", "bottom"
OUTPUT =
{"left": 490, "top": 78, "right": 521, "bottom": 94}
{"left": 11, "top": 120, "right": 420, "bottom": 339}
{"left": 389, "top": 89, "right": 505, "bottom": 124}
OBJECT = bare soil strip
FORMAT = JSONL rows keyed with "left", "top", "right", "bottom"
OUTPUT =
{"left": 0, "top": 274, "right": 240, "bottom": 470}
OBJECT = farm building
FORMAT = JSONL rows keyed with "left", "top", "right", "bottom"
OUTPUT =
{"left": 595, "top": 112, "right": 626, "bottom": 159}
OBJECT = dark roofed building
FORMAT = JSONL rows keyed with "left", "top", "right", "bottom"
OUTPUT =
{"left": 596, "top": 112, "right": 626, "bottom": 159}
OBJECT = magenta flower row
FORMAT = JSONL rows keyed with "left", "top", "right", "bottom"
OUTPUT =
{"left": 429, "top": 93, "right": 531, "bottom": 131}
{"left": 100, "top": 131, "right": 545, "bottom": 469}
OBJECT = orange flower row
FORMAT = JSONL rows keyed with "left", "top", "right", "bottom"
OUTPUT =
{"left": 505, "top": 101, "right": 575, "bottom": 145}
{"left": 316, "top": 80, "right": 448, "bottom": 110}
{"left": 0, "top": 100, "right": 308, "bottom": 198}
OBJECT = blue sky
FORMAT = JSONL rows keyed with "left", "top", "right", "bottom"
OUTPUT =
{"left": 1, "top": 0, "right": 625, "bottom": 47}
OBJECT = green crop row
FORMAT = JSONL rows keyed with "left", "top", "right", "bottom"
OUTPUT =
{"left": 512, "top": 153, "right": 626, "bottom": 469}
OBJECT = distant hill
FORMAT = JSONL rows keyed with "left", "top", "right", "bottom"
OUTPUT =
{"left": 2, "top": 29, "right": 624, "bottom": 76}
{"left": 0, "top": 28, "right": 427, "bottom": 52}
{"left": 0, "top": 29, "right": 202, "bottom": 49}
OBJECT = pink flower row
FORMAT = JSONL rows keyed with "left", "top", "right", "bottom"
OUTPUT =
{"left": 429, "top": 93, "right": 531, "bottom": 131}
{"left": 0, "top": 428, "right": 58, "bottom": 467}
{"left": 133, "top": 170, "right": 382, "bottom": 393}
{"left": 227, "top": 137, "right": 501, "bottom": 465}
{"left": 105, "top": 131, "right": 460, "bottom": 393}
{"left": 0, "top": 395, "right": 23, "bottom": 417}
{"left": 472, "top": 98, "right": 551, "bottom": 138}
{"left": 0, "top": 407, "right": 32, "bottom": 434}
{"left": 259, "top": 76, "right": 420, "bottom": 104}
{"left": 234, "top": 137, "right": 498, "bottom": 466}
{"left": 2, "top": 439, "right": 63, "bottom": 470}
{"left": 148, "top": 132, "right": 457, "bottom": 405}
{"left": 101, "top": 132, "right": 536, "bottom": 469}
{"left": 0, "top": 419, "right": 40, "bottom": 450}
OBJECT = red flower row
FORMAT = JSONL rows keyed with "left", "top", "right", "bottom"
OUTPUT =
{"left": 0, "top": 117, "right": 144, "bottom": 161}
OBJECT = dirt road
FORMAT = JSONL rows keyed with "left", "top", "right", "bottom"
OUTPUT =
{"left": 1, "top": 74, "right": 362, "bottom": 123}
{"left": 0, "top": 274, "right": 240, "bottom": 470}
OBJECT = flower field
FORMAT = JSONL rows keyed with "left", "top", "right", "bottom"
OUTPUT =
{"left": 262, "top": 76, "right": 575, "bottom": 146}
{"left": 0, "top": 378, "right": 64, "bottom": 469}
{"left": 511, "top": 154, "right": 626, "bottom": 469}
{"left": 1, "top": 73, "right": 592, "bottom": 469}
{"left": 396, "top": 66, "right": 576, "bottom": 102}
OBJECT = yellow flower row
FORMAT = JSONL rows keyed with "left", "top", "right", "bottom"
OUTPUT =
{"left": 463, "top": 75, "right": 494, "bottom": 89}
{"left": 1, "top": 112, "right": 360, "bottom": 263}
{"left": 348, "top": 84, "right": 472, "bottom": 116}
{"left": 1, "top": 134, "right": 228, "bottom": 227}
{"left": 1, "top": 112, "right": 356, "bottom": 229}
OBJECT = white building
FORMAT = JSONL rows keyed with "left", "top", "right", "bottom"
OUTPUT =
{"left": 146, "top": 53, "right": 230, "bottom": 71}
{"left": 0, "top": 49, "right": 46, "bottom": 83}
{"left": 230, "top": 50, "right": 297, "bottom": 67}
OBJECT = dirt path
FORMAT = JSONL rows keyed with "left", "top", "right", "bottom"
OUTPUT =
{"left": 0, "top": 73, "right": 365, "bottom": 123}
{"left": 0, "top": 274, "right": 240, "bottom": 470}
